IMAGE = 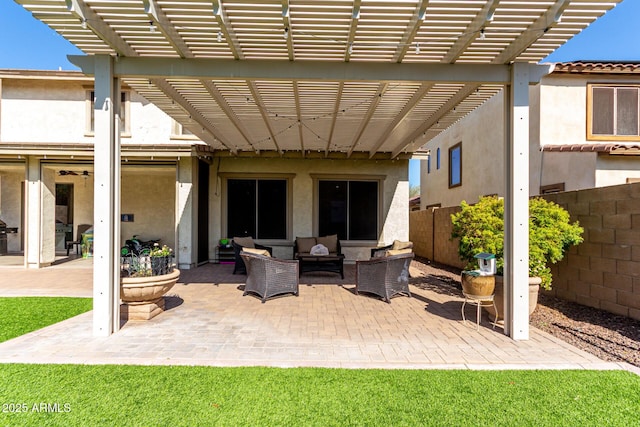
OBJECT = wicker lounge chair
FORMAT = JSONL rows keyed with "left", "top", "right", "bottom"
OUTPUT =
{"left": 240, "top": 251, "right": 299, "bottom": 303}
{"left": 232, "top": 238, "right": 273, "bottom": 274}
{"left": 355, "top": 252, "right": 414, "bottom": 303}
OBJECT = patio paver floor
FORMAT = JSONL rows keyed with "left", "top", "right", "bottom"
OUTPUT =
{"left": 0, "top": 261, "right": 633, "bottom": 372}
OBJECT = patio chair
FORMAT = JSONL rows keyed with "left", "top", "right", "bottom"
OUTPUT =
{"left": 370, "top": 240, "right": 413, "bottom": 258}
{"left": 355, "top": 252, "right": 414, "bottom": 303}
{"left": 240, "top": 251, "right": 299, "bottom": 303}
{"left": 232, "top": 237, "right": 273, "bottom": 274}
{"left": 66, "top": 223, "right": 92, "bottom": 256}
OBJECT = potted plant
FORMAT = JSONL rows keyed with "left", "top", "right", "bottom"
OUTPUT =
{"left": 451, "top": 196, "right": 583, "bottom": 318}
{"left": 120, "top": 243, "right": 180, "bottom": 320}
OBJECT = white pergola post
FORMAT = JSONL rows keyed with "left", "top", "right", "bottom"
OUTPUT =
{"left": 93, "top": 54, "right": 121, "bottom": 336}
{"left": 24, "top": 157, "right": 41, "bottom": 268}
{"left": 503, "top": 62, "right": 530, "bottom": 340}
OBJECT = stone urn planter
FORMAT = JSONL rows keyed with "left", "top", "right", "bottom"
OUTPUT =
{"left": 484, "top": 275, "right": 541, "bottom": 321}
{"left": 121, "top": 268, "right": 180, "bottom": 320}
{"left": 120, "top": 245, "right": 178, "bottom": 320}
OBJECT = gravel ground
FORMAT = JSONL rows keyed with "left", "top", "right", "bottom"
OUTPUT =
{"left": 411, "top": 257, "right": 640, "bottom": 368}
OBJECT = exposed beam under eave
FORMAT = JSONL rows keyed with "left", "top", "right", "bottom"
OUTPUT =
{"left": 247, "top": 81, "right": 281, "bottom": 153}
{"left": 441, "top": 0, "right": 500, "bottom": 64}
{"left": 368, "top": 82, "right": 433, "bottom": 158}
{"left": 392, "top": 0, "right": 429, "bottom": 63}
{"left": 71, "top": 56, "right": 526, "bottom": 84}
{"left": 144, "top": 0, "right": 193, "bottom": 59}
{"left": 212, "top": 0, "right": 243, "bottom": 60}
{"left": 390, "top": 84, "right": 480, "bottom": 158}
{"left": 151, "top": 78, "right": 235, "bottom": 153}
{"left": 347, "top": 83, "right": 387, "bottom": 157}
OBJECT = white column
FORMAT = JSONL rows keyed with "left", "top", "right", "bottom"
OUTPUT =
{"left": 25, "top": 157, "right": 42, "bottom": 268}
{"left": 24, "top": 158, "right": 55, "bottom": 268}
{"left": 176, "top": 157, "right": 196, "bottom": 270}
{"left": 503, "top": 62, "right": 530, "bottom": 340}
{"left": 93, "top": 55, "right": 121, "bottom": 336}
{"left": 40, "top": 167, "right": 56, "bottom": 265}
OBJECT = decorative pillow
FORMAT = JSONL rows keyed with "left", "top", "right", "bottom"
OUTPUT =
{"left": 391, "top": 240, "right": 413, "bottom": 251}
{"left": 296, "top": 237, "right": 317, "bottom": 253}
{"left": 234, "top": 236, "right": 255, "bottom": 248}
{"left": 242, "top": 247, "right": 271, "bottom": 257}
{"left": 386, "top": 248, "right": 412, "bottom": 256}
{"left": 317, "top": 234, "right": 338, "bottom": 253}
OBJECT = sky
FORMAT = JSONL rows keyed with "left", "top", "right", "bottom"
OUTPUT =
{"left": 2, "top": 0, "right": 639, "bottom": 186}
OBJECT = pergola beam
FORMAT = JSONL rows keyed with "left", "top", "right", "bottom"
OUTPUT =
{"left": 442, "top": 0, "right": 500, "bottom": 64}
{"left": 368, "top": 82, "right": 433, "bottom": 158}
{"left": 344, "top": 0, "right": 361, "bottom": 61}
{"left": 391, "top": 84, "right": 479, "bottom": 158}
{"left": 347, "top": 83, "right": 387, "bottom": 157}
{"left": 151, "top": 78, "right": 235, "bottom": 153}
{"left": 212, "top": 0, "right": 243, "bottom": 60}
{"left": 392, "top": 0, "right": 429, "bottom": 63}
{"left": 143, "top": 0, "right": 193, "bottom": 59}
{"left": 71, "top": 56, "right": 527, "bottom": 84}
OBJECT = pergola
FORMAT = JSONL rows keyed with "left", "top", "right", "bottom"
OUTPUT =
{"left": 17, "top": 0, "right": 622, "bottom": 339}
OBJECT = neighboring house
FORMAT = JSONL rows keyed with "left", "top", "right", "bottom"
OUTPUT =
{"left": 420, "top": 61, "right": 640, "bottom": 208}
{"left": 0, "top": 69, "right": 409, "bottom": 268}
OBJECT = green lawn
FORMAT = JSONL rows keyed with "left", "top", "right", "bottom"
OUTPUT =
{"left": 0, "top": 297, "right": 93, "bottom": 342}
{"left": 0, "top": 365, "right": 638, "bottom": 426}
{"left": 1, "top": 298, "right": 638, "bottom": 425}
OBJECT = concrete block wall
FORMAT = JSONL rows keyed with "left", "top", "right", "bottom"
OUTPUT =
{"left": 542, "top": 182, "right": 640, "bottom": 321}
{"left": 409, "top": 206, "right": 465, "bottom": 269}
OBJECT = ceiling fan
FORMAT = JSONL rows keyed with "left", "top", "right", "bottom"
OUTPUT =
{"left": 59, "top": 170, "right": 91, "bottom": 177}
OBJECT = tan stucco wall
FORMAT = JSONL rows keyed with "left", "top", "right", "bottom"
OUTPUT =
{"left": 120, "top": 167, "right": 176, "bottom": 250}
{"left": 595, "top": 155, "right": 640, "bottom": 187}
{"left": 421, "top": 72, "right": 640, "bottom": 208}
{"left": 210, "top": 157, "right": 409, "bottom": 261}
{"left": 0, "top": 78, "right": 183, "bottom": 145}
{"left": 420, "top": 92, "right": 507, "bottom": 207}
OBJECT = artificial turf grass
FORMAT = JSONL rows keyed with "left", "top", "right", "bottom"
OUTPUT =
{"left": 1, "top": 365, "right": 639, "bottom": 426}
{"left": 0, "top": 297, "right": 93, "bottom": 342}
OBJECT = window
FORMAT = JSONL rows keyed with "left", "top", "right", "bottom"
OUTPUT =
{"left": 427, "top": 155, "right": 431, "bottom": 174}
{"left": 226, "top": 178, "right": 287, "bottom": 239}
{"left": 436, "top": 148, "right": 441, "bottom": 170}
{"left": 317, "top": 180, "right": 379, "bottom": 241}
{"left": 588, "top": 84, "right": 640, "bottom": 140}
{"left": 86, "top": 90, "right": 130, "bottom": 135}
{"left": 449, "top": 142, "right": 462, "bottom": 188}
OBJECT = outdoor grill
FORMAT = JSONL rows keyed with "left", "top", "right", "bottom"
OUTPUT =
{"left": 0, "top": 220, "right": 18, "bottom": 256}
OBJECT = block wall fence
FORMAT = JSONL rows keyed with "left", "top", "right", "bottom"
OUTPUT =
{"left": 409, "top": 182, "right": 640, "bottom": 321}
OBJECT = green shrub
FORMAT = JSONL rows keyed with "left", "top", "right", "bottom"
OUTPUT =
{"left": 451, "top": 196, "right": 583, "bottom": 290}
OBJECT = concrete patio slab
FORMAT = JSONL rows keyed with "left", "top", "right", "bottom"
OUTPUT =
{"left": 0, "top": 261, "right": 632, "bottom": 372}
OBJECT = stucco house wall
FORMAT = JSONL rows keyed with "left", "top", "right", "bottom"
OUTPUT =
{"left": 211, "top": 157, "right": 409, "bottom": 261}
{"left": 421, "top": 67, "right": 640, "bottom": 208}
